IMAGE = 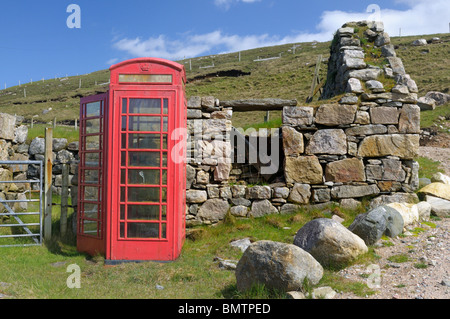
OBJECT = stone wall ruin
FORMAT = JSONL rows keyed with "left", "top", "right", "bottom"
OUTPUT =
{"left": 185, "top": 21, "right": 421, "bottom": 226}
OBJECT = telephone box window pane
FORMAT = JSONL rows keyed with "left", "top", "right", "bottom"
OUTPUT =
{"left": 162, "top": 135, "right": 168, "bottom": 149}
{"left": 86, "top": 136, "right": 100, "bottom": 150}
{"left": 121, "top": 134, "right": 127, "bottom": 149}
{"left": 121, "top": 152, "right": 126, "bottom": 166}
{"left": 121, "top": 169, "right": 126, "bottom": 184}
{"left": 130, "top": 99, "right": 161, "bottom": 114}
{"left": 120, "top": 205, "right": 126, "bottom": 220}
{"left": 120, "top": 223, "right": 125, "bottom": 238}
{"left": 85, "top": 152, "right": 100, "bottom": 167}
{"left": 128, "top": 169, "right": 160, "bottom": 185}
{"left": 83, "top": 220, "right": 98, "bottom": 235}
{"left": 84, "top": 170, "right": 99, "bottom": 184}
{"left": 128, "top": 187, "right": 159, "bottom": 203}
{"left": 122, "top": 116, "right": 127, "bottom": 131}
{"left": 163, "top": 117, "right": 168, "bottom": 132}
{"left": 127, "top": 205, "right": 160, "bottom": 220}
{"left": 86, "top": 102, "right": 101, "bottom": 117}
{"left": 161, "top": 188, "right": 167, "bottom": 203}
{"left": 129, "top": 152, "right": 160, "bottom": 167}
{"left": 86, "top": 119, "right": 101, "bottom": 134}
{"left": 127, "top": 223, "right": 159, "bottom": 239}
{"left": 162, "top": 170, "right": 167, "bottom": 185}
{"left": 120, "top": 187, "right": 126, "bottom": 202}
{"left": 122, "top": 98, "right": 128, "bottom": 114}
{"left": 119, "top": 74, "right": 172, "bottom": 84}
{"left": 162, "top": 153, "right": 167, "bottom": 167}
{"left": 162, "top": 223, "right": 167, "bottom": 239}
{"left": 128, "top": 134, "right": 160, "bottom": 149}
{"left": 163, "top": 99, "right": 168, "bottom": 114}
{"left": 84, "top": 187, "right": 99, "bottom": 201}
{"left": 129, "top": 116, "right": 161, "bottom": 132}
{"left": 161, "top": 206, "right": 167, "bottom": 221}
{"left": 83, "top": 203, "right": 99, "bottom": 219}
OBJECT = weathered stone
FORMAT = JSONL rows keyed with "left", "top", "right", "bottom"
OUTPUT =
{"left": 338, "top": 27, "right": 354, "bottom": 36}
{"left": 197, "top": 198, "right": 229, "bottom": 223}
{"left": 214, "top": 162, "right": 231, "bottom": 182}
{"left": 346, "top": 77, "right": 364, "bottom": 93}
{"left": 381, "top": 45, "right": 396, "bottom": 57}
{"left": 425, "top": 91, "right": 450, "bottom": 106}
{"left": 284, "top": 156, "right": 323, "bottom": 184}
{"left": 187, "top": 109, "right": 202, "bottom": 119}
{"left": 354, "top": 111, "right": 370, "bottom": 125}
{"left": 187, "top": 96, "right": 202, "bottom": 109}
{"left": 230, "top": 197, "right": 251, "bottom": 207}
{"left": 325, "top": 158, "right": 365, "bottom": 183}
{"left": 344, "top": 57, "right": 366, "bottom": 69}
{"left": 186, "top": 190, "right": 207, "bottom": 204}
{"left": 280, "top": 203, "right": 301, "bottom": 214}
{"left": 370, "top": 107, "right": 399, "bottom": 124}
{"left": 306, "top": 129, "right": 347, "bottom": 155}
{"left": 331, "top": 184, "right": 380, "bottom": 199}
{"left": 13, "top": 125, "right": 28, "bottom": 144}
{"left": 417, "top": 96, "right": 436, "bottom": 111}
{"left": 282, "top": 126, "right": 304, "bottom": 156}
{"left": 398, "top": 104, "right": 420, "bottom": 133}
{"left": 249, "top": 199, "right": 278, "bottom": 217}
{"left": 288, "top": 183, "right": 311, "bottom": 204}
{"left": 357, "top": 134, "right": 420, "bottom": 159}
{"left": 374, "top": 32, "right": 390, "bottom": 47}
{"left": 425, "top": 195, "right": 450, "bottom": 217}
{"left": 418, "top": 183, "right": 450, "bottom": 201}
{"left": 202, "top": 119, "right": 231, "bottom": 135}
{"left": 314, "top": 104, "right": 357, "bottom": 126}
{"left": 273, "top": 187, "right": 290, "bottom": 199}
{"left": 231, "top": 185, "right": 246, "bottom": 198}
{"left": 201, "top": 96, "right": 217, "bottom": 111}
{"left": 293, "top": 218, "right": 368, "bottom": 267}
{"left": 345, "top": 124, "right": 387, "bottom": 136}
{"left": 369, "top": 193, "right": 419, "bottom": 209}
{"left": 0, "top": 168, "right": 13, "bottom": 192}
{"left": 416, "top": 201, "right": 431, "bottom": 221}
{"left": 366, "top": 80, "right": 384, "bottom": 93}
{"left": 282, "top": 106, "right": 314, "bottom": 126}
{"left": 365, "top": 164, "right": 382, "bottom": 180}
{"left": 56, "top": 149, "right": 74, "bottom": 164}
{"left": 312, "top": 188, "right": 331, "bottom": 203}
{"left": 386, "top": 202, "right": 419, "bottom": 227}
{"left": 346, "top": 68, "right": 383, "bottom": 81}
{"left": 230, "top": 205, "right": 248, "bottom": 217}
{"left": 412, "top": 39, "right": 427, "bottom": 46}
{"left": 362, "top": 92, "right": 418, "bottom": 103}
{"left": 196, "top": 170, "right": 209, "bottom": 184}
{"left": 246, "top": 185, "right": 271, "bottom": 200}
{"left": 431, "top": 172, "right": 450, "bottom": 185}
{"left": 387, "top": 57, "right": 406, "bottom": 75}
{"left": 339, "top": 198, "right": 361, "bottom": 210}
{"left": 382, "top": 158, "right": 405, "bottom": 181}
{"left": 0, "top": 113, "right": 16, "bottom": 140}
{"left": 339, "top": 94, "right": 359, "bottom": 105}
{"left": 186, "top": 165, "right": 196, "bottom": 189}
{"left": 235, "top": 240, "right": 323, "bottom": 292}
{"left": 29, "top": 137, "right": 45, "bottom": 155}
{"left": 349, "top": 205, "right": 404, "bottom": 245}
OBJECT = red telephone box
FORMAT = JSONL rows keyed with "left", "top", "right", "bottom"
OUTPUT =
{"left": 77, "top": 58, "right": 187, "bottom": 263}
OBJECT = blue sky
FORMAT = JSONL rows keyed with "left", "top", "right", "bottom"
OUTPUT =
{"left": 1, "top": 0, "right": 449, "bottom": 88}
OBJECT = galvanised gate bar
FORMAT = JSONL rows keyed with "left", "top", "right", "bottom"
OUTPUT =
{"left": 77, "top": 58, "right": 187, "bottom": 263}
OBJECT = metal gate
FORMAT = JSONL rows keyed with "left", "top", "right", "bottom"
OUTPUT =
{"left": 0, "top": 160, "right": 43, "bottom": 247}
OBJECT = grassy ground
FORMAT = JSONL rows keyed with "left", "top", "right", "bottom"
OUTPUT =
{"left": 0, "top": 199, "right": 379, "bottom": 299}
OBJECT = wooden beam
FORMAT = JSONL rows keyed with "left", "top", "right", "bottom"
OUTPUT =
{"left": 44, "top": 128, "right": 53, "bottom": 242}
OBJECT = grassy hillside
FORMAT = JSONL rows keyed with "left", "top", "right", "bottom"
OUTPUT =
{"left": 0, "top": 33, "right": 449, "bottom": 128}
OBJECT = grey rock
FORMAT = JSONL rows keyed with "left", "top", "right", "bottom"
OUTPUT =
{"left": 246, "top": 185, "right": 271, "bottom": 200}
{"left": 366, "top": 80, "right": 384, "bottom": 93}
{"left": 230, "top": 205, "right": 248, "bottom": 217}
{"left": 0, "top": 113, "right": 16, "bottom": 140}
{"left": 425, "top": 195, "right": 450, "bottom": 217}
{"left": 230, "top": 197, "right": 251, "bottom": 207}
{"left": 235, "top": 240, "right": 323, "bottom": 292}
{"left": 282, "top": 106, "right": 314, "bottom": 126}
{"left": 374, "top": 32, "right": 390, "bottom": 47}
{"left": 314, "top": 104, "right": 357, "bottom": 126}
{"left": 288, "top": 183, "right": 311, "bottom": 204}
{"left": 417, "top": 96, "right": 436, "bottom": 111}
{"left": 186, "top": 165, "right": 196, "bottom": 189}
{"left": 425, "top": 91, "right": 450, "bottom": 106}
{"left": 186, "top": 190, "right": 207, "bottom": 204}
{"left": 331, "top": 184, "right": 380, "bottom": 199}
{"left": 306, "top": 129, "right": 347, "bottom": 155}
{"left": 29, "top": 137, "right": 45, "bottom": 155}
{"left": 293, "top": 218, "right": 368, "bottom": 267}
{"left": 249, "top": 199, "right": 278, "bottom": 217}
{"left": 381, "top": 45, "right": 396, "bottom": 57}
{"left": 197, "top": 198, "right": 229, "bottom": 223}
{"left": 52, "top": 138, "right": 68, "bottom": 152}
{"left": 346, "top": 77, "right": 364, "bottom": 93}
{"left": 345, "top": 124, "right": 388, "bottom": 136}
{"left": 13, "top": 125, "right": 28, "bottom": 144}
{"left": 412, "top": 39, "right": 427, "bottom": 46}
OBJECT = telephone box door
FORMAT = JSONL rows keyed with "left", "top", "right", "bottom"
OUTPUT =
{"left": 109, "top": 90, "right": 177, "bottom": 261}
{"left": 77, "top": 92, "right": 108, "bottom": 256}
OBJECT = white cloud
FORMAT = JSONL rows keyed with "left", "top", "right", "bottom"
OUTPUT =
{"left": 113, "top": 0, "right": 450, "bottom": 61}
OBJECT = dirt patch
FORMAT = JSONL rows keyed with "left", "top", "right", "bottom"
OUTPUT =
{"left": 335, "top": 218, "right": 450, "bottom": 299}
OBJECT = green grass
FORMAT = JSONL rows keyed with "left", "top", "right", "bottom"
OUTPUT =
{"left": 420, "top": 103, "right": 450, "bottom": 129}
{"left": 27, "top": 124, "right": 80, "bottom": 144}
{"left": 387, "top": 254, "right": 409, "bottom": 263}
{"left": 416, "top": 156, "right": 445, "bottom": 179}
{"left": 0, "top": 202, "right": 379, "bottom": 299}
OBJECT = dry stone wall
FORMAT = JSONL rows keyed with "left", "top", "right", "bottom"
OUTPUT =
{"left": 186, "top": 21, "right": 421, "bottom": 226}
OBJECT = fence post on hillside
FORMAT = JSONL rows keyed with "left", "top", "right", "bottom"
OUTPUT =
{"left": 60, "top": 163, "right": 69, "bottom": 237}
{"left": 44, "top": 128, "right": 53, "bottom": 242}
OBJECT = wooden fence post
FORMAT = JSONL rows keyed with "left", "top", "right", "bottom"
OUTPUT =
{"left": 60, "top": 163, "right": 69, "bottom": 237}
{"left": 44, "top": 128, "right": 53, "bottom": 242}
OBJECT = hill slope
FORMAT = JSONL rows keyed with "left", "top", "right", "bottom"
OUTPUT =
{"left": 0, "top": 33, "right": 448, "bottom": 128}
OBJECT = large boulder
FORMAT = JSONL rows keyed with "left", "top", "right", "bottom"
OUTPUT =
{"left": 418, "top": 182, "right": 450, "bottom": 201}
{"left": 293, "top": 218, "right": 368, "bottom": 268}
{"left": 425, "top": 195, "right": 450, "bottom": 217}
{"left": 197, "top": 198, "right": 229, "bottom": 222}
{"left": 235, "top": 240, "right": 323, "bottom": 292}
{"left": 348, "top": 205, "right": 404, "bottom": 245}
{"left": 387, "top": 202, "right": 419, "bottom": 227}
